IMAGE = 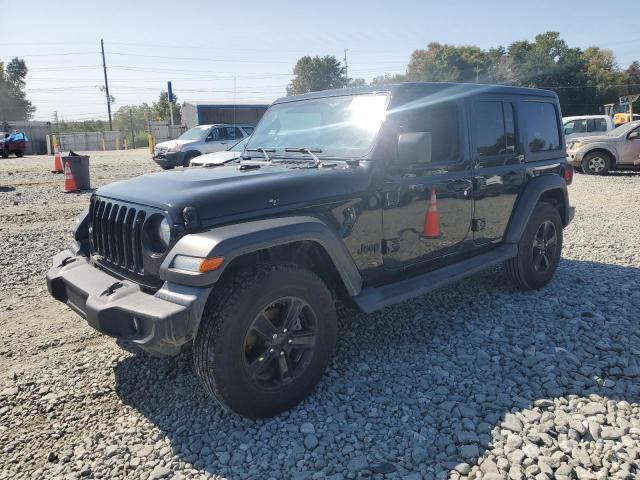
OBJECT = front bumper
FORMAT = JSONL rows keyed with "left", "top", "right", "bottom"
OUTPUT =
{"left": 46, "top": 249, "right": 211, "bottom": 356}
{"left": 152, "top": 151, "right": 184, "bottom": 169}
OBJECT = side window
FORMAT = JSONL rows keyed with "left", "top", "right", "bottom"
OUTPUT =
{"left": 504, "top": 103, "right": 516, "bottom": 153}
{"left": 592, "top": 118, "right": 608, "bottom": 132}
{"left": 405, "top": 101, "right": 460, "bottom": 163}
{"left": 564, "top": 119, "right": 587, "bottom": 135}
{"left": 208, "top": 128, "right": 223, "bottom": 141}
{"left": 473, "top": 101, "right": 516, "bottom": 156}
{"left": 523, "top": 102, "right": 560, "bottom": 152}
{"left": 243, "top": 126, "right": 255, "bottom": 135}
{"left": 232, "top": 127, "right": 244, "bottom": 139}
{"left": 474, "top": 101, "right": 506, "bottom": 156}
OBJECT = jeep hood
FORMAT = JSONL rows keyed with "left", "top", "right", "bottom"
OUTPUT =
{"left": 96, "top": 163, "right": 369, "bottom": 224}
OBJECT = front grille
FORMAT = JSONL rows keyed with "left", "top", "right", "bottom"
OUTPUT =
{"left": 89, "top": 198, "right": 147, "bottom": 275}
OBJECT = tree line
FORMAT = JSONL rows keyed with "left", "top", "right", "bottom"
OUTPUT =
{"left": 287, "top": 32, "right": 640, "bottom": 116}
{"left": 2, "top": 32, "right": 639, "bottom": 128}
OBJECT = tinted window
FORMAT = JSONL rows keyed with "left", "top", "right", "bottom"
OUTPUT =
{"left": 592, "top": 118, "right": 608, "bottom": 132}
{"left": 474, "top": 102, "right": 505, "bottom": 156}
{"left": 523, "top": 102, "right": 560, "bottom": 152}
{"left": 504, "top": 103, "right": 515, "bottom": 153}
{"left": 473, "top": 101, "right": 515, "bottom": 156}
{"left": 405, "top": 102, "right": 459, "bottom": 163}
{"left": 243, "top": 126, "right": 255, "bottom": 135}
{"left": 564, "top": 119, "right": 587, "bottom": 135}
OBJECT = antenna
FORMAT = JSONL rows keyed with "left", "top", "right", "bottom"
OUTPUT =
{"left": 344, "top": 48, "right": 349, "bottom": 86}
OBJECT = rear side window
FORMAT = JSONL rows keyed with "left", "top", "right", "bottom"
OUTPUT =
{"left": 473, "top": 101, "right": 516, "bottom": 156}
{"left": 523, "top": 102, "right": 560, "bottom": 152}
{"left": 591, "top": 118, "right": 608, "bottom": 132}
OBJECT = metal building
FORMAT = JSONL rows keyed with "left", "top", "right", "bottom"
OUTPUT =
{"left": 182, "top": 102, "right": 270, "bottom": 128}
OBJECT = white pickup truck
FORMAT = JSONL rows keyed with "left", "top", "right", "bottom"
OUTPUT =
{"left": 562, "top": 115, "right": 615, "bottom": 143}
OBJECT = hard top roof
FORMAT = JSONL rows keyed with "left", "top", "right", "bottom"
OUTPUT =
{"left": 274, "top": 82, "right": 557, "bottom": 105}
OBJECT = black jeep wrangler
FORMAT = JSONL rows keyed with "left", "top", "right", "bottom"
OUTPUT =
{"left": 47, "top": 83, "right": 574, "bottom": 418}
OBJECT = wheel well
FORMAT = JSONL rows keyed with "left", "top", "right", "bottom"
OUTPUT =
{"left": 583, "top": 148, "right": 616, "bottom": 168}
{"left": 539, "top": 189, "right": 567, "bottom": 225}
{"left": 219, "top": 241, "right": 349, "bottom": 302}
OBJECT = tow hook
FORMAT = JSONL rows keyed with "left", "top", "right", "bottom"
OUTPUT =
{"left": 101, "top": 281, "right": 124, "bottom": 297}
{"left": 59, "top": 256, "right": 77, "bottom": 267}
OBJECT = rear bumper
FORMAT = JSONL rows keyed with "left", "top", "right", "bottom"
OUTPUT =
{"left": 46, "top": 249, "right": 211, "bottom": 356}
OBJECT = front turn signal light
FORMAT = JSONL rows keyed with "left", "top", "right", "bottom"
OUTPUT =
{"left": 199, "top": 256, "right": 225, "bottom": 272}
{"left": 172, "top": 255, "right": 225, "bottom": 273}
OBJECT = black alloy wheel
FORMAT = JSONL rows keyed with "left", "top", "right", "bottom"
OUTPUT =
{"left": 243, "top": 297, "right": 318, "bottom": 390}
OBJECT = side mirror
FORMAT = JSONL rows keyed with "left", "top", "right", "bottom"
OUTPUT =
{"left": 397, "top": 132, "right": 432, "bottom": 165}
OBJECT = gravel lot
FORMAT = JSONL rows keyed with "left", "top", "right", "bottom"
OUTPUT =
{"left": 1, "top": 151, "right": 639, "bottom": 480}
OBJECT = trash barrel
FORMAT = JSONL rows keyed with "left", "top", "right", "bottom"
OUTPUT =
{"left": 63, "top": 152, "right": 91, "bottom": 190}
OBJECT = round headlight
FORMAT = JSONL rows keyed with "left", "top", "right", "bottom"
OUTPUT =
{"left": 159, "top": 218, "right": 171, "bottom": 248}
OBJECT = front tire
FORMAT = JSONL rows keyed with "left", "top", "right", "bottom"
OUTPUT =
{"left": 193, "top": 263, "right": 337, "bottom": 418}
{"left": 15, "top": 151, "right": 23, "bottom": 158}
{"left": 504, "top": 202, "right": 563, "bottom": 290}
{"left": 182, "top": 151, "right": 200, "bottom": 167}
{"left": 581, "top": 151, "right": 611, "bottom": 175}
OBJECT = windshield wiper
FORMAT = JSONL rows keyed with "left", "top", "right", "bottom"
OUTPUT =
{"left": 245, "top": 147, "right": 275, "bottom": 161}
{"left": 284, "top": 147, "right": 323, "bottom": 167}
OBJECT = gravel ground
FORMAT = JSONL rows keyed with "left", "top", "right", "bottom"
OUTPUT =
{"left": 0, "top": 151, "right": 639, "bottom": 480}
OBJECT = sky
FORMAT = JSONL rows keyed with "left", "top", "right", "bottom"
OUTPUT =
{"left": 2, "top": 0, "right": 638, "bottom": 122}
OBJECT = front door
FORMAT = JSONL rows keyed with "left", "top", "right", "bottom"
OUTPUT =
{"left": 470, "top": 98, "right": 525, "bottom": 245}
{"left": 381, "top": 100, "right": 473, "bottom": 270}
{"left": 203, "top": 127, "right": 230, "bottom": 153}
{"left": 619, "top": 125, "right": 640, "bottom": 166}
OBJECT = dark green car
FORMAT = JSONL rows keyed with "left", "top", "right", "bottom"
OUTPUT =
{"left": 48, "top": 83, "right": 574, "bottom": 418}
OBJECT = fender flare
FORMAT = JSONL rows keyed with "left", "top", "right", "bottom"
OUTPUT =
{"left": 503, "top": 175, "right": 570, "bottom": 244}
{"left": 160, "top": 216, "right": 363, "bottom": 295}
{"left": 575, "top": 144, "right": 617, "bottom": 165}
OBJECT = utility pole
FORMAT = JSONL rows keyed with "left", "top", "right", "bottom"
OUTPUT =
{"left": 343, "top": 48, "right": 349, "bottom": 86}
{"left": 53, "top": 110, "right": 60, "bottom": 139}
{"left": 129, "top": 108, "right": 135, "bottom": 149}
{"left": 475, "top": 62, "right": 480, "bottom": 83}
{"left": 101, "top": 39, "right": 113, "bottom": 131}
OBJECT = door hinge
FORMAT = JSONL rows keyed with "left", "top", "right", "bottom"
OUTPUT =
{"left": 472, "top": 218, "right": 486, "bottom": 232}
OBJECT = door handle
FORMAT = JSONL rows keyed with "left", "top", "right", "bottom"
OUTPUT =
{"left": 517, "top": 154, "right": 525, "bottom": 163}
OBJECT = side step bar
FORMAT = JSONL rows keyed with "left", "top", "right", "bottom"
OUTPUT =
{"left": 353, "top": 244, "right": 517, "bottom": 313}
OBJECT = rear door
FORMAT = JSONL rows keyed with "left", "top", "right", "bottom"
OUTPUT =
{"left": 470, "top": 97, "right": 525, "bottom": 245}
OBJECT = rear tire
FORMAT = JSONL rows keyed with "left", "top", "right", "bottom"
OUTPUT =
{"left": 15, "top": 151, "right": 23, "bottom": 158}
{"left": 581, "top": 151, "right": 611, "bottom": 175}
{"left": 193, "top": 263, "right": 337, "bottom": 418}
{"left": 504, "top": 202, "right": 563, "bottom": 290}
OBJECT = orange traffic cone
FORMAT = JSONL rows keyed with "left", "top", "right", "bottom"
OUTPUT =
{"left": 51, "top": 144, "right": 63, "bottom": 173}
{"left": 63, "top": 161, "right": 78, "bottom": 193}
{"left": 421, "top": 187, "right": 441, "bottom": 239}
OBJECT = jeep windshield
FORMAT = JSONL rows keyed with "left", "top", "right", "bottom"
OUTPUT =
{"left": 246, "top": 93, "right": 389, "bottom": 160}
